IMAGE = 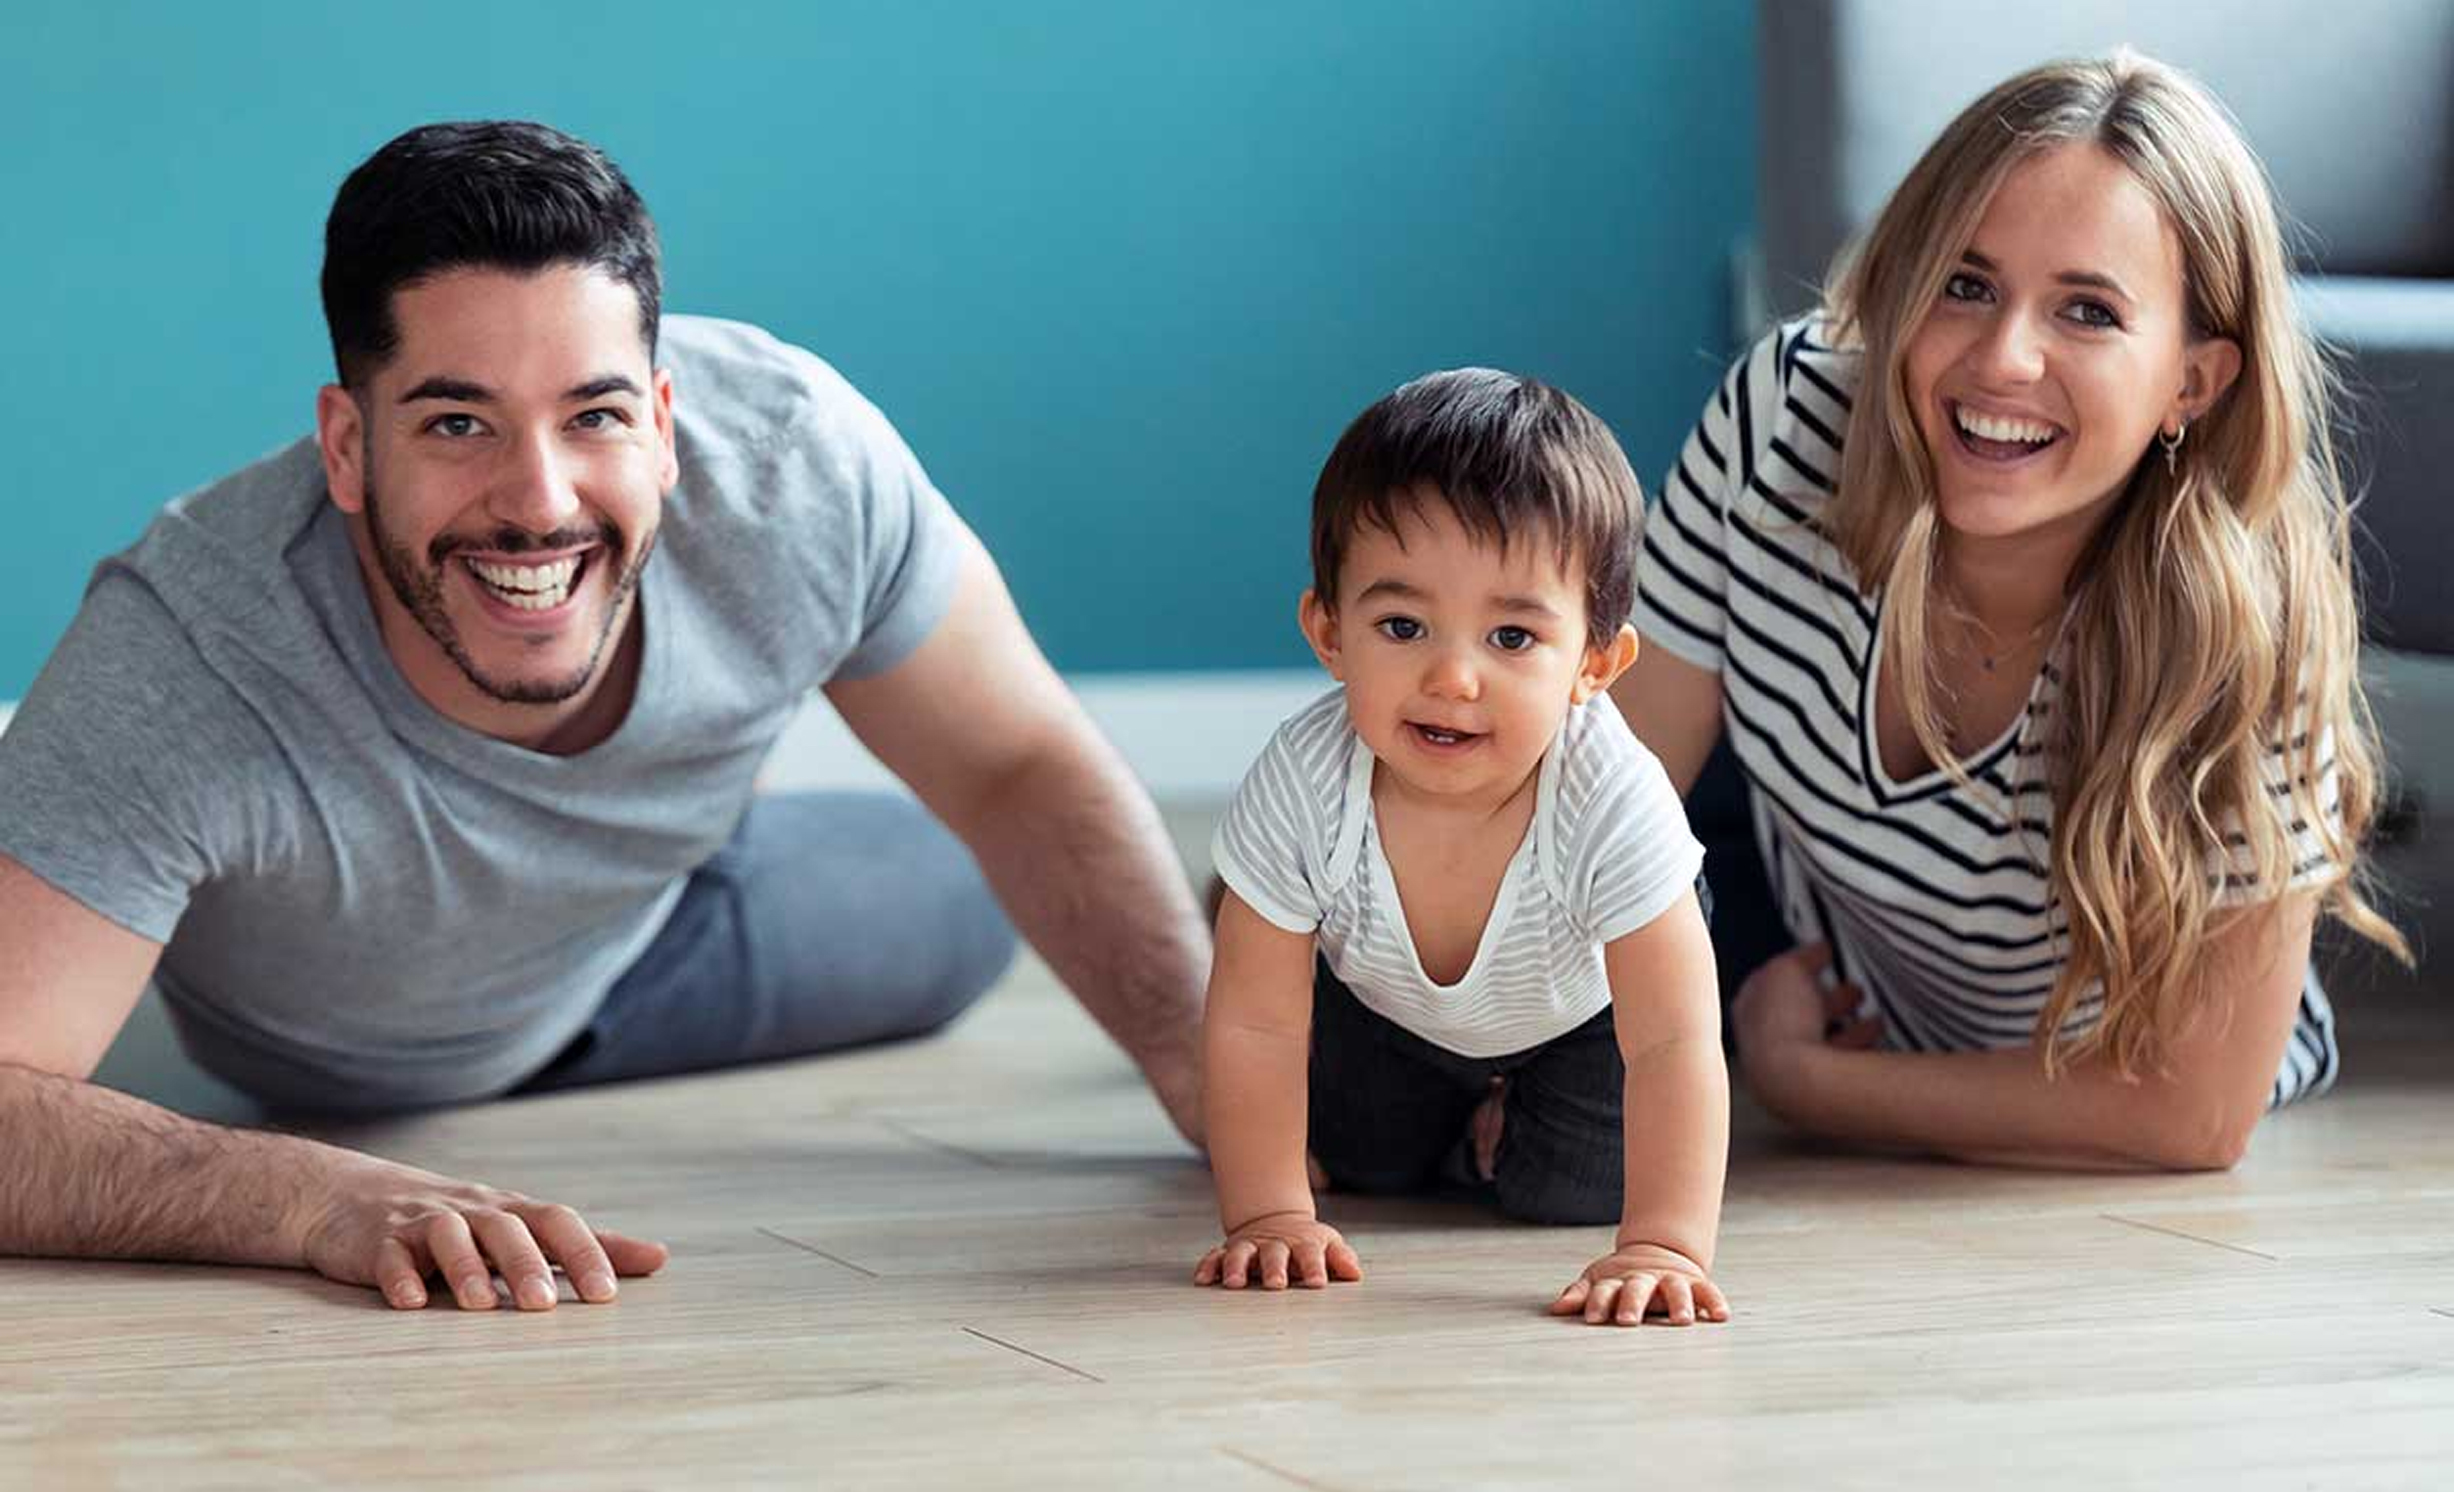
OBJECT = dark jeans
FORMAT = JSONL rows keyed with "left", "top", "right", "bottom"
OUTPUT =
{"left": 1307, "top": 960, "right": 1630, "bottom": 1226}
{"left": 514, "top": 792, "right": 1018, "bottom": 1093}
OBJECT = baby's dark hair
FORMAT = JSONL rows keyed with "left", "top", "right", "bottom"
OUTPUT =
{"left": 1309, "top": 368, "right": 1642, "bottom": 649}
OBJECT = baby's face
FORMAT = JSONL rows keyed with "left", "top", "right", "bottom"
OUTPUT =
{"left": 1304, "top": 496, "right": 1607, "bottom": 809}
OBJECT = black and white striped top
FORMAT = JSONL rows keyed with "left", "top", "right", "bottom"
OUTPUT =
{"left": 1213, "top": 687, "right": 1704, "bottom": 1058}
{"left": 1632, "top": 317, "right": 2341, "bottom": 1106}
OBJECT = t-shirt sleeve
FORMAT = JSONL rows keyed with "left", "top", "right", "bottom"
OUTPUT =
{"left": 0, "top": 574, "right": 268, "bottom": 942}
{"left": 1571, "top": 739, "right": 1708, "bottom": 946}
{"left": 1208, "top": 723, "right": 1325, "bottom": 935}
{"left": 1631, "top": 328, "right": 1786, "bottom": 673}
{"left": 811, "top": 377, "right": 967, "bottom": 682}
{"left": 2212, "top": 705, "right": 2349, "bottom": 908}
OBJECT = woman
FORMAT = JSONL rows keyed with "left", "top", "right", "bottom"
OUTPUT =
{"left": 1614, "top": 52, "right": 2405, "bottom": 1171}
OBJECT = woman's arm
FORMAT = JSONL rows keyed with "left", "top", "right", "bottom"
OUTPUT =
{"left": 1736, "top": 894, "right": 2320, "bottom": 1171}
{"left": 1609, "top": 643, "right": 1724, "bottom": 797}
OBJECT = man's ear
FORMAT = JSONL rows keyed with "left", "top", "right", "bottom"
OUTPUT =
{"left": 653, "top": 366, "right": 679, "bottom": 491}
{"left": 316, "top": 384, "right": 369, "bottom": 516}
{"left": 1298, "top": 589, "right": 1344, "bottom": 681}
{"left": 1571, "top": 622, "right": 1640, "bottom": 704}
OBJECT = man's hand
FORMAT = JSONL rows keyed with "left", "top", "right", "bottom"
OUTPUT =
{"left": 1549, "top": 1241, "right": 1729, "bottom": 1327}
{"left": 1193, "top": 1211, "right": 1362, "bottom": 1291}
{"left": 292, "top": 1154, "right": 669, "bottom": 1311}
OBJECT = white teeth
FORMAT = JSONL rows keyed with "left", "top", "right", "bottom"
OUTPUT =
{"left": 466, "top": 555, "right": 581, "bottom": 610}
{"left": 1955, "top": 406, "right": 2058, "bottom": 445}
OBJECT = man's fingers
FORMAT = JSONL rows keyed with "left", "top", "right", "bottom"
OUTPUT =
{"left": 469, "top": 1210, "right": 557, "bottom": 1311}
{"left": 594, "top": 1231, "right": 671, "bottom": 1278}
{"left": 373, "top": 1236, "right": 428, "bottom": 1310}
{"left": 424, "top": 1213, "right": 497, "bottom": 1311}
{"left": 1325, "top": 1238, "right": 1363, "bottom": 1283}
{"left": 521, "top": 1204, "right": 620, "bottom": 1304}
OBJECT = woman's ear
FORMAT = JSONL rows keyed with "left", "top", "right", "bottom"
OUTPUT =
{"left": 2172, "top": 335, "right": 2243, "bottom": 430}
{"left": 1299, "top": 589, "right": 1345, "bottom": 681}
{"left": 1571, "top": 623, "right": 1640, "bottom": 704}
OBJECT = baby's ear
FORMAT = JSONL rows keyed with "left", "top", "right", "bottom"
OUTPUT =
{"left": 1298, "top": 590, "right": 1344, "bottom": 680}
{"left": 1571, "top": 623, "right": 1640, "bottom": 703}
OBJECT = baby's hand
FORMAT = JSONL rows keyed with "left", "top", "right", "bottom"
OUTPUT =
{"left": 1193, "top": 1211, "right": 1363, "bottom": 1291}
{"left": 1548, "top": 1242, "right": 1728, "bottom": 1327}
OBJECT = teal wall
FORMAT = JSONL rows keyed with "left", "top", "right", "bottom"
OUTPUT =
{"left": 0, "top": 2, "right": 1755, "bottom": 695}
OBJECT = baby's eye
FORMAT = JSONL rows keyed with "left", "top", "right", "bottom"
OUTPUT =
{"left": 1375, "top": 617, "right": 1424, "bottom": 642}
{"left": 1489, "top": 626, "right": 1536, "bottom": 652}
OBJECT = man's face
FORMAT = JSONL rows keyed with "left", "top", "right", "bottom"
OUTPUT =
{"left": 317, "top": 263, "right": 677, "bottom": 738}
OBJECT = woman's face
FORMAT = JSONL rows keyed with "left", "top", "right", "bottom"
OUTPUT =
{"left": 1903, "top": 143, "right": 2232, "bottom": 553}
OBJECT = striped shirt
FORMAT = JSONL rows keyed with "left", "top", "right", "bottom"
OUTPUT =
{"left": 1212, "top": 687, "right": 1704, "bottom": 1058}
{"left": 1632, "top": 316, "right": 2342, "bottom": 1107}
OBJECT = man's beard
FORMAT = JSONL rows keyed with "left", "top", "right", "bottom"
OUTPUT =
{"left": 362, "top": 481, "right": 654, "bottom": 707}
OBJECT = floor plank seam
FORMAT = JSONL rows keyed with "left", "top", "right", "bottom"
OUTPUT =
{"left": 881, "top": 1117, "right": 1006, "bottom": 1169}
{"left": 2431, "top": 1307, "right": 2454, "bottom": 1321}
{"left": 2099, "top": 1214, "right": 2278, "bottom": 1261}
{"left": 1220, "top": 1447, "right": 1350, "bottom": 1491}
{"left": 754, "top": 1227, "right": 879, "bottom": 1279}
{"left": 959, "top": 1326, "right": 1103, "bottom": 1383}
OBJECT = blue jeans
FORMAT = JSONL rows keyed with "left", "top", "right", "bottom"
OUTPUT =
{"left": 514, "top": 792, "right": 1017, "bottom": 1093}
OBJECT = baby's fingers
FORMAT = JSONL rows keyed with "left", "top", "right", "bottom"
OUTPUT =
{"left": 1219, "top": 1239, "right": 1258, "bottom": 1289}
{"left": 1257, "top": 1239, "right": 1292, "bottom": 1291}
{"left": 1549, "top": 1277, "right": 1592, "bottom": 1316}
{"left": 1612, "top": 1273, "right": 1662, "bottom": 1327}
{"left": 1693, "top": 1277, "right": 1732, "bottom": 1322}
{"left": 1325, "top": 1236, "right": 1364, "bottom": 1283}
{"left": 1193, "top": 1246, "right": 1225, "bottom": 1286}
{"left": 1291, "top": 1237, "right": 1330, "bottom": 1289}
{"left": 1655, "top": 1274, "right": 1698, "bottom": 1326}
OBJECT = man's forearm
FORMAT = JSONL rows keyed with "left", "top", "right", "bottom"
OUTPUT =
{"left": 952, "top": 736, "right": 1209, "bottom": 1076}
{"left": 0, "top": 1062, "right": 326, "bottom": 1266}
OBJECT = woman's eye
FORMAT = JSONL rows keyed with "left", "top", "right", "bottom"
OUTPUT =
{"left": 1489, "top": 626, "right": 1535, "bottom": 652}
{"left": 1942, "top": 271, "right": 1992, "bottom": 303}
{"left": 1375, "top": 617, "right": 1424, "bottom": 642}
{"left": 2063, "top": 299, "right": 2122, "bottom": 330}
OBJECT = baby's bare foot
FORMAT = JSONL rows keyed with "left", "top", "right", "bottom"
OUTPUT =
{"left": 1468, "top": 1077, "right": 1507, "bottom": 1181}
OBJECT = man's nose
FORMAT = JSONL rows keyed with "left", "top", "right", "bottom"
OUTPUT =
{"left": 488, "top": 429, "right": 584, "bottom": 534}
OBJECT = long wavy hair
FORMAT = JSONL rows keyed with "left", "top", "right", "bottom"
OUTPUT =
{"left": 1821, "top": 51, "right": 2406, "bottom": 1076}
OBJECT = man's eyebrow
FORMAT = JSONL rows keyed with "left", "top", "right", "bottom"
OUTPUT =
{"left": 567, "top": 374, "right": 644, "bottom": 401}
{"left": 398, "top": 376, "right": 493, "bottom": 404}
{"left": 1961, "top": 249, "right": 2135, "bottom": 302}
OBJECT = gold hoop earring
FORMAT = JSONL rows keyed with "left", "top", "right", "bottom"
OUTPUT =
{"left": 2161, "top": 420, "right": 2187, "bottom": 475}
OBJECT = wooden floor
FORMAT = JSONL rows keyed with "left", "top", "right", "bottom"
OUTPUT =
{"left": 5, "top": 832, "right": 2451, "bottom": 1490}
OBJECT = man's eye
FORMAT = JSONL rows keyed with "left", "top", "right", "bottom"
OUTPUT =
{"left": 572, "top": 407, "right": 627, "bottom": 431}
{"left": 1489, "top": 626, "right": 1535, "bottom": 652}
{"left": 427, "top": 413, "right": 485, "bottom": 438}
{"left": 1376, "top": 617, "right": 1424, "bottom": 642}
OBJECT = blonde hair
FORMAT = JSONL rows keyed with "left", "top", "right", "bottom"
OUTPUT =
{"left": 1821, "top": 51, "right": 2406, "bottom": 1077}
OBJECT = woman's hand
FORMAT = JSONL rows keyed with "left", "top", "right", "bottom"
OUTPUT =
{"left": 1729, "top": 943, "right": 1881, "bottom": 1114}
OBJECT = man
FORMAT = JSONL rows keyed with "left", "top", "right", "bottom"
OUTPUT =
{"left": 0, "top": 122, "right": 1208, "bottom": 1312}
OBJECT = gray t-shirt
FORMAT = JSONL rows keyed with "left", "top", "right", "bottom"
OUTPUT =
{"left": 0, "top": 316, "right": 963, "bottom": 1108}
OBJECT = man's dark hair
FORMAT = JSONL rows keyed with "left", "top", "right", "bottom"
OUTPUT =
{"left": 1310, "top": 368, "right": 1643, "bottom": 649}
{"left": 321, "top": 120, "right": 661, "bottom": 388}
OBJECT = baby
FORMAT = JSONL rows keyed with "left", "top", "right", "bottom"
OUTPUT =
{"left": 1194, "top": 369, "right": 1729, "bottom": 1326}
